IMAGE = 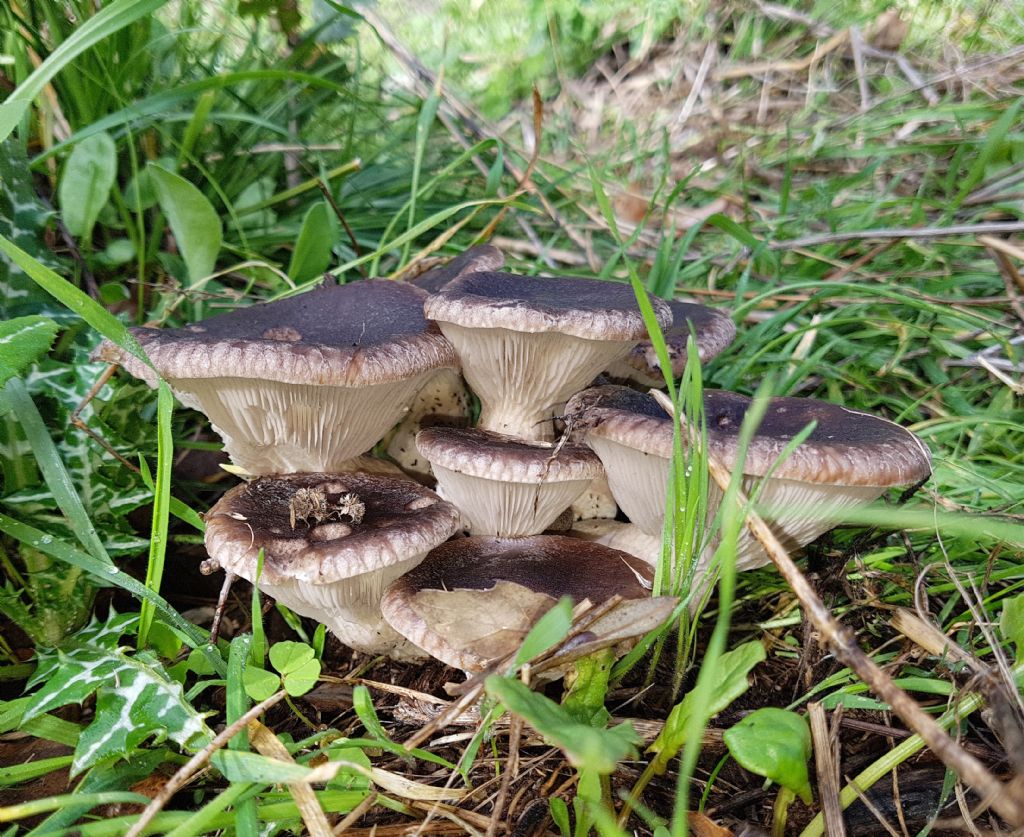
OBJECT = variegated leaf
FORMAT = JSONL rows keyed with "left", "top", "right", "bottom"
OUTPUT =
{"left": 26, "top": 611, "right": 212, "bottom": 774}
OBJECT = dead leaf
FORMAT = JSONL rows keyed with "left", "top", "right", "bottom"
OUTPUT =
{"left": 411, "top": 580, "right": 558, "bottom": 668}
{"left": 868, "top": 9, "right": 908, "bottom": 51}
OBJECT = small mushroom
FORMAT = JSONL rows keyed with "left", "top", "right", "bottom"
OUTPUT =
{"left": 566, "top": 385, "right": 932, "bottom": 571}
{"left": 96, "top": 280, "right": 458, "bottom": 475}
{"left": 415, "top": 426, "right": 604, "bottom": 536}
{"left": 424, "top": 272, "right": 672, "bottom": 440}
{"left": 204, "top": 472, "right": 462, "bottom": 658}
{"left": 410, "top": 244, "right": 505, "bottom": 294}
{"left": 604, "top": 299, "right": 736, "bottom": 387}
{"left": 380, "top": 535, "right": 677, "bottom": 673}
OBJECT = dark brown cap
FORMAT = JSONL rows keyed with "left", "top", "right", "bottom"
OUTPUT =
{"left": 424, "top": 272, "right": 672, "bottom": 340}
{"left": 381, "top": 535, "right": 666, "bottom": 670}
{"left": 97, "top": 280, "right": 457, "bottom": 387}
{"left": 410, "top": 244, "right": 505, "bottom": 294}
{"left": 205, "top": 472, "right": 461, "bottom": 585}
{"left": 566, "top": 385, "right": 932, "bottom": 487}
{"left": 607, "top": 300, "right": 736, "bottom": 386}
{"left": 415, "top": 427, "right": 605, "bottom": 536}
{"left": 416, "top": 426, "right": 602, "bottom": 483}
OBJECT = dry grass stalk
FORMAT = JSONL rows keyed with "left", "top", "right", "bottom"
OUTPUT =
{"left": 808, "top": 701, "right": 846, "bottom": 837}
{"left": 249, "top": 718, "right": 333, "bottom": 837}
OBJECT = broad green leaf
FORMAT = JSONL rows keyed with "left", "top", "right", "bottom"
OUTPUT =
{"left": 647, "top": 640, "right": 766, "bottom": 773}
{"left": 288, "top": 201, "right": 337, "bottom": 283}
{"left": 562, "top": 648, "right": 614, "bottom": 728}
{"left": 0, "top": 141, "right": 69, "bottom": 321}
{"left": 148, "top": 164, "right": 222, "bottom": 284}
{"left": 1000, "top": 593, "right": 1024, "bottom": 663}
{"left": 58, "top": 132, "right": 117, "bottom": 240}
{"left": 269, "top": 640, "right": 315, "bottom": 675}
{"left": 242, "top": 666, "right": 279, "bottom": 702}
{"left": 212, "top": 750, "right": 322, "bottom": 783}
{"left": 723, "top": 708, "right": 813, "bottom": 804}
{"left": 549, "top": 797, "right": 571, "bottom": 837}
{"left": 0, "top": 512, "right": 224, "bottom": 675}
{"left": 486, "top": 675, "right": 640, "bottom": 774}
{"left": 232, "top": 177, "right": 277, "bottom": 230}
{"left": 352, "top": 684, "right": 390, "bottom": 742}
{"left": 24, "top": 611, "right": 211, "bottom": 774}
{"left": 282, "top": 658, "right": 320, "bottom": 697}
{"left": 4, "top": 376, "right": 112, "bottom": 567}
{"left": 268, "top": 640, "right": 321, "bottom": 697}
{"left": 0, "top": 234, "right": 147, "bottom": 366}
{"left": 0, "top": 316, "right": 59, "bottom": 386}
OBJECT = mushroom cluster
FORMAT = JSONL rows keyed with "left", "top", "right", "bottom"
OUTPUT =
{"left": 98, "top": 243, "right": 930, "bottom": 670}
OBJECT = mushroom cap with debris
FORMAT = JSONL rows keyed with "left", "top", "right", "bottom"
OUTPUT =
{"left": 204, "top": 471, "right": 462, "bottom": 658}
{"left": 423, "top": 272, "right": 672, "bottom": 440}
{"left": 381, "top": 535, "right": 676, "bottom": 672}
{"left": 96, "top": 280, "right": 458, "bottom": 474}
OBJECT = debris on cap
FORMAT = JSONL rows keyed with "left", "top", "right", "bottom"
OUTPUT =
{"left": 205, "top": 471, "right": 461, "bottom": 658}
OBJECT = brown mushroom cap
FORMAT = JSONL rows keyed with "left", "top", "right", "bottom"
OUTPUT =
{"left": 381, "top": 535, "right": 660, "bottom": 671}
{"left": 425, "top": 271, "right": 670, "bottom": 340}
{"left": 565, "top": 384, "right": 933, "bottom": 572}
{"left": 416, "top": 426, "right": 602, "bottom": 483}
{"left": 415, "top": 426, "right": 604, "bottom": 536}
{"left": 410, "top": 244, "right": 505, "bottom": 294}
{"left": 95, "top": 281, "right": 459, "bottom": 474}
{"left": 204, "top": 472, "right": 461, "bottom": 658}
{"left": 98, "top": 280, "right": 455, "bottom": 388}
{"left": 568, "top": 385, "right": 932, "bottom": 487}
{"left": 205, "top": 472, "right": 460, "bottom": 585}
{"left": 423, "top": 272, "right": 672, "bottom": 440}
{"left": 606, "top": 300, "right": 736, "bottom": 386}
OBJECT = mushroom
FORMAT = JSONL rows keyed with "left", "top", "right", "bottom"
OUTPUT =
{"left": 604, "top": 299, "right": 736, "bottom": 387}
{"left": 423, "top": 272, "right": 672, "bottom": 440}
{"left": 204, "top": 472, "right": 462, "bottom": 658}
{"left": 95, "top": 280, "right": 458, "bottom": 475}
{"left": 410, "top": 243, "right": 505, "bottom": 294}
{"left": 380, "top": 535, "right": 677, "bottom": 673}
{"left": 565, "top": 384, "right": 932, "bottom": 572}
{"left": 415, "top": 426, "right": 603, "bottom": 536}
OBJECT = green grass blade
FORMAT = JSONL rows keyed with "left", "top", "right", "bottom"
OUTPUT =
{"left": 137, "top": 381, "right": 173, "bottom": 648}
{"left": 3, "top": 377, "right": 111, "bottom": 566}
{"left": 0, "top": 235, "right": 148, "bottom": 367}
{"left": 0, "top": 0, "right": 168, "bottom": 144}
